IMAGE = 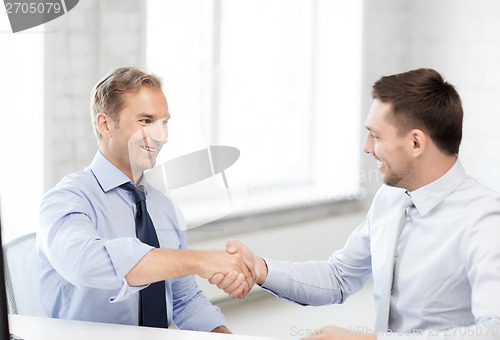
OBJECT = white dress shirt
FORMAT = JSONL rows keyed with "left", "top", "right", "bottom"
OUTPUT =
{"left": 261, "top": 160, "right": 500, "bottom": 339}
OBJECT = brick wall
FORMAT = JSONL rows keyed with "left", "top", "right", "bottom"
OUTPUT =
{"left": 43, "top": 0, "right": 145, "bottom": 190}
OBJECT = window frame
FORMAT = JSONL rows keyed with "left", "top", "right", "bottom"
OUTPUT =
{"left": 146, "top": 0, "right": 365, "bottom": 236}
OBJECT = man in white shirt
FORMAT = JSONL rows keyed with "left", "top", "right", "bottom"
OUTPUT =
{"left": 211, "top": 68, "right": 500, "bottom": 339}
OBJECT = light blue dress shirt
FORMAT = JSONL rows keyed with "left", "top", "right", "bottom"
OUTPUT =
{"left": 262, "top": 160, "right": 500, "bottom": 338}
{"left": 37, "top": 151, "right": 226, "bottom": 331}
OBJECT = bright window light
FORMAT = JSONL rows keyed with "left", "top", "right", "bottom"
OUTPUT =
{"left": 0, "top": 13, "right": 44, "bottom": 241}
{"left": 146, "top": 0, "right": 363, "bottom": 227}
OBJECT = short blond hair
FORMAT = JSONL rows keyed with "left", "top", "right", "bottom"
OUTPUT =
{"left": 90, "top": 67, "right": 163, "bottom": 143}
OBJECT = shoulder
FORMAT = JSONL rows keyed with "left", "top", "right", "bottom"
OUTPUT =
{"left": 453, "top": 176, "right": 500, "bottom": 210}
{"left": 42, "top": 168, "right": 99, "bottom": 204}
{"left": 63, "top": 168, "right": 99, "bottom": 189}
{"left": 444, "top": 175, "right": 500, "bottom": 236}
{"left": 453, "top": 178, "right": 500, "bottom": 236}
{"left": 40, "top": 168, "right": 102, "bottom": 224}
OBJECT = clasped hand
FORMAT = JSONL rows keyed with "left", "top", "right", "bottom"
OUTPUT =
{"left": 208, "top": 240, "right": 263, "bottom": 299}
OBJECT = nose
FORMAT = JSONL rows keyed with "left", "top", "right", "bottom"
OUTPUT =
{"left": 148, "top": 120, "right": 168, "bottom": 144}
{"left": 363, "top": 132, "right": 373, "bottom": 154}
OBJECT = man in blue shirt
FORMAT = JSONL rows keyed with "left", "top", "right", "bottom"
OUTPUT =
{"left": 37, "top": 67, "right": 253, "bottom": 333}
{"left": 211, "top": 69, "right": 500, "bottom": 339}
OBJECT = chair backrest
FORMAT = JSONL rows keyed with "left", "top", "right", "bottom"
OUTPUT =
{"left": 3, "top": 232, "right": 46, "bottom": 317}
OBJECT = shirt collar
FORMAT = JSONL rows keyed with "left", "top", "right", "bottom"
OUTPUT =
{"left": 409, "top": 158, "right": 467, "bottom": 216}
{"left": 89, "top": 151, "right": 143, "bottom": 193}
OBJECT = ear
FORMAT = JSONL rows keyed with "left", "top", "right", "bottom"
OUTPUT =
{"left": 96, "top": 113, "right": 112, "bottom": 139}
{"left": 409, "top": 129, "right": 427, "bottom": 158}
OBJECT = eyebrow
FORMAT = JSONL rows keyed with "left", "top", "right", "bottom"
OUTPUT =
{"left": 137, "top": 113, "right": 171, "bottom": 120}
{"left": 365, "top": 125, "right": 381, "bottom": 136}
{"left": 137, "top": 113, "right": 154, "bottom": 118}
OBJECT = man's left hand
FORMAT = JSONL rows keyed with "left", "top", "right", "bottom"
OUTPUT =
{"left": 212, "top": 326, "right": 231, "bottom": 334}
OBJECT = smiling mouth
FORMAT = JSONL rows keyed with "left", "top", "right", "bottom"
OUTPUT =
{"left": 141, "top": 146, "right": 160, "bottom": 153}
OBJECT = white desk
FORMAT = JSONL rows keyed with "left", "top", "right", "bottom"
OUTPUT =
{"left": 9, "top": 315, "right": 281, "bottom": 340}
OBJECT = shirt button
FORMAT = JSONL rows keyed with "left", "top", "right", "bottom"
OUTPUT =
{"left": 406, "top": 216, "right": 412, "bottom": 222}
{"left": 395, "top": 252, "right": 400, "bottom": 258}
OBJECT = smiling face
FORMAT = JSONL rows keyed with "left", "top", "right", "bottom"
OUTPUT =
{"left": 98, "top": 86, "right": 170, "bottom": 183}
{"left": 363, "top": 99, "right": 414, "bottom": 189}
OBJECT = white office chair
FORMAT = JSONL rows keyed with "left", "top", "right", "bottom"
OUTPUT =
{"left": 3, "top": 232, "right": 46, "bottom": 316}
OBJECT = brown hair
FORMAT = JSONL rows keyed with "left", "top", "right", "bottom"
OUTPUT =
{"left": 372, "top": 68, "right": 463, "bottom": 155}
{"left": 90, "top": 67, "right": 163, "bottom": 142}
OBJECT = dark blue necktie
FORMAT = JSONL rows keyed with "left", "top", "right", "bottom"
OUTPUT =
{"left": 120, "top": 182, "right": 168, "bottom": 328}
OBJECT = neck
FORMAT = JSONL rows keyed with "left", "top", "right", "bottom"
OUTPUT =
{"left": 408, "top": 153, "right": 457, "bottom": 192}
{"left": 99, "top": 147, "right": 143, "bottom": 185}
{"left": 128, "top": 171, "right": 143, "bottom": 186}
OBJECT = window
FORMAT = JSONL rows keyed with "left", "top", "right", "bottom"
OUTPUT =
{"left": 0, "top": 14, "right": 44, "bottom": 241}
{"left": 146, "top": 0, "right": 363, "bottom": 228}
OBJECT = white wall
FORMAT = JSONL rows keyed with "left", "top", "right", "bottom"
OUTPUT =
{"left": 361, "top": 0, "right": 500, "bottom": 195}
{"left": 0, "top": 15, "right": 43, "bottom": 242}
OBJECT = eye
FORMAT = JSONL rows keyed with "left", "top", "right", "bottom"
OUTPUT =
{"left": 139, "top": 119, "right": 152, "bottom": 124}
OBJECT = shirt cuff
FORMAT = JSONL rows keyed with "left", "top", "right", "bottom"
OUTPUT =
{"left": 260, "top": 257, "right": 292, "bottom": 295}
{"left": 110, "top": 278, "right": 148, "bottom": 303}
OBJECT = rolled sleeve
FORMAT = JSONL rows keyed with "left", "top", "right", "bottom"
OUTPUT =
{"left": 105, "top": 238, "right": 153, "bottom": 302}
{"left": 110, "top": 278, "right": 147, "bottom": 303}
{"left": 104, "top": 237, "right": 153, "bottom": 281}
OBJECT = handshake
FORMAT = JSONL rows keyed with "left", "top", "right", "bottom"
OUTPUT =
{"left": 125, "top": 239, "right": 266, "bottom": 294}
{"left": 204, "top": 240, "right": 267, "bottom": 299}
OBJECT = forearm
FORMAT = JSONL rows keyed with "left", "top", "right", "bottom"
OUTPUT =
{"left": 125, "top": 248, "right": 249, "bottom": 286}
{"left": 261, "top": 258, "right": 345, "bottom": 306}
{"left": 126, "top": 249, "right": 197, "bottom": 286}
